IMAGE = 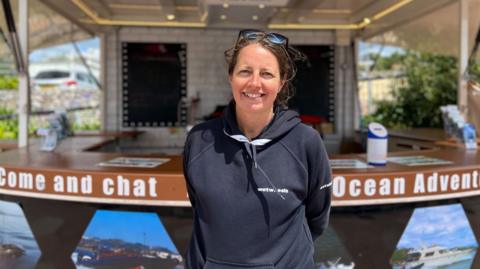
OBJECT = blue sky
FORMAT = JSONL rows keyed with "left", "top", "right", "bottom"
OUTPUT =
{"left": 396, "top": 203, "right": 478, "bottom": 249}
{"left": 83, "top": 210, "right": 178, "bottom": 253}
{"left": 29, "top": 37, "right": 99, "bottom": 62}
{"left": 359, "top": 41, "right": 404, "bottom": 58}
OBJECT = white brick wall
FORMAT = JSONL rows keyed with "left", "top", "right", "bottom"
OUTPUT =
{"left": 102, "top": 27, "right": 354, "bottom": 152}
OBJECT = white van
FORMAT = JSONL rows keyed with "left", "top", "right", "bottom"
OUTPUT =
{"left": 32, "top": 70, "right": 98, "bottom": 91}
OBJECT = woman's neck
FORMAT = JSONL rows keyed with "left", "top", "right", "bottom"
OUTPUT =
{"left": 235, "top": 107, "right": 274, "bottom": 140}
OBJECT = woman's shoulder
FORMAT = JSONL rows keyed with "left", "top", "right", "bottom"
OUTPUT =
{"left": 187, "top": 118, "right": 223, "bottom": 145}
{"left": 289, "top": 122, "right": 322, "bottom": 142}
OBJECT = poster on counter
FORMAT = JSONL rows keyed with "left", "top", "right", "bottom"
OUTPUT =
{"left": 329, "top": 159, "right": 372, "bottom": 169}
{"left": 72, "top": 209, "right": 183, "bottom": 269}
{"left": 97, "top": 157, "right": 170, "bottom": 168}
{"left": 387, "top": 156, "right": 453, "bottom": 166}
{"left": 0, "top": 200, "right": 41, "bottom": 269}
{"left": 391, "top": 203, "right": 478, "bottom": 269}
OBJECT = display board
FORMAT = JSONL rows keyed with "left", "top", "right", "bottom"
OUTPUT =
{"left": 122, "top": 42, "right": 187, "bottom": 127}
{"left": 290, "top": 45, "right": 335, "bottom": 133}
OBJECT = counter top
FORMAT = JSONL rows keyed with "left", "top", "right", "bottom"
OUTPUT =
{"left": 1, "top": 134, "right": 480, "bottom": 207}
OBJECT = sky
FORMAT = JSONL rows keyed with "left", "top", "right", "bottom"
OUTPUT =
{"left": 29, "top": 37, "right": 99, "bottom": 63}
{"left": 82, "top": 209, "right": 178, "bottom": 253}
{"left": 359, "top": 41, "right": 405, "bottom": 59}
{"left": 396, "top": 203, "right": 478, "bottom": 249}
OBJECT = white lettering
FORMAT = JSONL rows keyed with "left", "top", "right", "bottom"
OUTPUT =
{"left": 18, "top": 172, "right": 33, "bottom": 189}
{"left": 54, "top": 175, "right": 64, "bottom": 192}
{"left": 364, "top": 179, "right": 376, "bottom": 196}
{"left": 67, "top": 176, "right": 78, "bottom": 193}
{"left": 349, "top": 179, "right": 361, "bottom": 197}
{"left": 473, "top": 171, "right": 479, "bottom": 188}
{"left": 461, "top": 173, "right": 471, "bottom": 189}
{"left": 450, "top": 174, "right": 460, "bottom": 191}
{"left": 81, "top": 175, "right": 92, "bottom": 194}
{"left": 36, "top": 174, "right": 46, "bottom": 191}
{"left": 414, "top": 173, "right": 425, "bottom": 193}
{"left": 333, "top": 176, "right": 345, "bottom": 197}
{"left": 0, "top": 167, "right": 5, "bottom": 186}
{"left": 427, "top": 173, "right": 438, "bottom": 192}
{"left": 440, "top": 174, "right": 449, "bottom": 191}
{"left": 133, "top": 179, "right": 145, "bottom": 197}
{"left": 103, "top": 178, "right": 114, "bottom": 195}
{"left": 7, "top": 171, "right": 16, "bottom": 188}
{"left": 117, "top": 175, "right": 130, "bottom": 196}
{"left": 148, "top": 177, "right": 158, "bottom": 197}
{"left": 379, "top": 178, "right": 391, "bottom": 196}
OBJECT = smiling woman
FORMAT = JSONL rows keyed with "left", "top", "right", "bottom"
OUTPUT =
{"left": 183, "top": 29, "right": 333, "bottom": 269}
{"left": 228, "top": 43, "right": 283, "bottom": 138}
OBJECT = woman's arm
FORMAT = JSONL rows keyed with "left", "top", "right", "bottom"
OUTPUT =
{"left": 305, "top": 131, "right": 332, "bottom": 241}
{"left": 183, "top": 133, "right": 196, "bottom": 208}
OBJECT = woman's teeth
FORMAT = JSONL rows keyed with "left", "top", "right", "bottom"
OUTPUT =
{"left": 243, "top": 92, "right": 263, "bottom": 98}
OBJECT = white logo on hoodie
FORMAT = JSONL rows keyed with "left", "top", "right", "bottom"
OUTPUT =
{"left": 257, "top": 187, "right": 289, "bottom": 194}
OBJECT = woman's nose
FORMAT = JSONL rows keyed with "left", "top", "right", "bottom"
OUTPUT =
{"left": 249, "top": 73, "right": 261, "bottom": 88}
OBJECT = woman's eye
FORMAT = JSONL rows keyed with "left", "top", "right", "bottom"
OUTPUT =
{"left": 261, "top": 72, "right": 274, "bottom": 78}
{"left": 238, "top": 70, "right": 250, "bottom": 75}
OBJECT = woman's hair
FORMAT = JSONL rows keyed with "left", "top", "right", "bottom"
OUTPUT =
{"left": 224, "top": 32, "right": 305, "bottom": 108}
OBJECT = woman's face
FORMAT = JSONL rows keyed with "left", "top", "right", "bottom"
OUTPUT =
{"left": 229, "top": 43, "right": 284, "bottom": 115}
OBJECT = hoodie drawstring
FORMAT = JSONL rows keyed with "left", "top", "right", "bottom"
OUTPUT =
{"left": 225, "top": 129, "right": 285, "bottom": 200}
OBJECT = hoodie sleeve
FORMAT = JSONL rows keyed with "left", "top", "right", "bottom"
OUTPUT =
{"left": 183, "top": 133, "right": 197, "bottom": 208}
{"left": 305, "top": 131, "right": 332, "bottom": 241}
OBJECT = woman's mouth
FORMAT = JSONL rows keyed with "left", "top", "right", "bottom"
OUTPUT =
{"left": 242, "top": 92, "right": 265, "bottom": 99}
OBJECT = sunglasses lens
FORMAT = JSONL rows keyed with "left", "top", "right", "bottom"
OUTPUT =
{"left": 243, "top": 31, "right": 261, "bottom": 40}
{"left": 238, "top": 30, "right": 288, "bottom": 46}
{"left": 266, "top": 33, "right": 286, "bottom": 45}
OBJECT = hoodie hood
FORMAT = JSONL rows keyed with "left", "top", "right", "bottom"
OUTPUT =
{"left": 222, "top": 100, "right": 301, "bottom": 199}
{"left": 222, "top": 100, "right": 301, "bottom": 142}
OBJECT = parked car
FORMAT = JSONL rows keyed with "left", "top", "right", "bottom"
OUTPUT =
{"left": 32, "top": 70, "right": 98, "bottom": 91}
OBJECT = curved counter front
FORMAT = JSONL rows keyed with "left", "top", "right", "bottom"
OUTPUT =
{"left": 0, "top": 135, "right": 479, "bottom": 207}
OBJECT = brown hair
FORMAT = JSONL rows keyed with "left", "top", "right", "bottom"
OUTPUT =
{"left": 224, "top": 32, "right": 305, "bottom": 108}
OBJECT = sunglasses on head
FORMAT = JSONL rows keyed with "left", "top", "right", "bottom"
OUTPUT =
{"left": 237, "top": 29, "right": 289, "bottom": 47}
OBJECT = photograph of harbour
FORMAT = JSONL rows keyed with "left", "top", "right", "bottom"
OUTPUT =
{"left": 391, "top": 203, "right": 478, "bottom": 269}
{"left": 315, "top": 226, "right": 355, "bottom": 269}
{"left": 0, "top": 200, "right": 41, "bottom": 269}
{"left": 72, "top": 210, "right": 183, "bottom": 269}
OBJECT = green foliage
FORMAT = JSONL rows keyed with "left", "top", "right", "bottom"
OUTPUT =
{"left": 0, "top": 75, "right": 18, "bottom": 90}
{"left": 390, "top": 248, "right": 410, "bottom": 264}
{"left": 367, "top": 50, "right": 458, "bottom": 128}
{"left": 369, "top": 52, "right": 406, "bottom": 71}
{"left": 0, "top": 108, "right": 19, "bottom": 139}
{"left": 72, "top": 121, "right": 100, "bottom": 131}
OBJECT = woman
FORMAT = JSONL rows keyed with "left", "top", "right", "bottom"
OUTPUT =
{"left": 183, "top": 29, "right": 332, "bottom": 269}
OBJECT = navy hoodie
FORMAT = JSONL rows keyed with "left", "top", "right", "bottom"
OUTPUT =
{"left": 183, "top": 102, "right": 332, "bottom": 269}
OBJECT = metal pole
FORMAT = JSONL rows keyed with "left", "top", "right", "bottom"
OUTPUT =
{"left": 18, "top": 0, "right": 29, "bottom": 147}
{"left": 458, "top": 0, "right": 469, "bottom": 113}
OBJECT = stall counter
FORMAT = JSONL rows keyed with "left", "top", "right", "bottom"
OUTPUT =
{"left": 0, "top": 134, "right": 479, "bottom": 207}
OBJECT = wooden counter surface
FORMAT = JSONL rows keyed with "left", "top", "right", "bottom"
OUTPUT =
{"left": 1, "top": 135, "right": 480, "bottom": 207}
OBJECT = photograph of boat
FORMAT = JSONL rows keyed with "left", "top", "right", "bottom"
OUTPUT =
{"left": 314, "top": 227, "right": 355, "bottom": 269}
{"left": 0, "top": 200, "right": 41, "bottom": 269}
{"left": 400, "top": 245, "right": 476, "bottom": 268}
{"left": 391, "top": 203, "right": 478, "bottom": 269}
{"left": 72, "top": 210, "right": 183, "bottom": 269}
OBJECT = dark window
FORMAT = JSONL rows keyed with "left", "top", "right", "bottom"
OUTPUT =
{"left": 76, "top": 73, "right": 88, "bottom": 82}
{"left": 122, "top": 42, "right": 187, "bottom": 127}
{"left": 290, "top": 45, "right": 335, "bottom": 134}
{"left": 35, "top": 71, "right": 70, "bottom": 79}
